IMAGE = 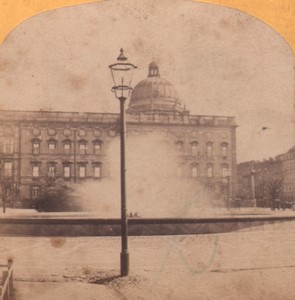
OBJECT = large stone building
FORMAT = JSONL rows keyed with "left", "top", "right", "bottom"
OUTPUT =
{"left": 236, "top": 146, "right": 295, "bottom": 207}
{"left": 0, "top": 62, "right": 237, "bottom": 208}
{"left": 281, "top": 146, "right": 295, "bottom": 201}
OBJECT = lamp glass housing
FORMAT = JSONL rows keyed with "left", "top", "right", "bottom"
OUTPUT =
{"left": 109, "top": 50, "right": 137, "bottom": 99}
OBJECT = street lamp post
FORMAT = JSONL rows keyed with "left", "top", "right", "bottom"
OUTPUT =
{"left": 109, "top": 49, "right": 137, "bottom": 277}
{"left": 225, "top": 168, "right": 231, "bottom": 210}
{"left": 250, "top": 166, "right": 256, "bottom": 208}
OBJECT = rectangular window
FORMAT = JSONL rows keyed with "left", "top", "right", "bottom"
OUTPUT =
{"left": 207, "top": 143, "right": 213, "bottom": 158}
{"left": 94, "top": 143, "right": 101, "bottom": 155}
{"left": 32, "top": 186, "right": 40, "bottom": 199}
{"left": 63, "top": 166, "right": 70, "bottom": 178}
{"left": 192, "top": 166, "right": 198, "bottom": 178}
{"left": 33, "top": 142, "right": 40, "bottom": 155}
{"left": 79, "top": 165, "right": 86, "bottom": 178}
{"left": 49, "top": 142, "right": 56, "bottom": 150}
{"left": 64, "top": 143, "right": 71, "bottom": 154}
{"left": 207, "top": 165, "right": 213, "bottom": 178}
{"left": 4, "top": 162, "right": 13, "bottom": 177}
{"left": 32, "top": 166, "right": 39, "bottom": 178}
{"left": 176, "top": 142, "right": 183, "bottom": 151}
{"left": 79, "top": 143, "right": 87, "bottom": 155}
{"left": 191, "top": 142, "right": 198, "bottom": 155}
{"left": 221, "top": 143, "right": 228, "bottom": 157}
{"left": 3, "top": 139, "right": 13, "bottom": 154}
{"left": 94, "top": 166, "right": 101, "bottom": 178}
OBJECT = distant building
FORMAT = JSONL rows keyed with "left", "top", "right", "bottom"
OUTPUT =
{"left": 281, "top": 146, "right": 295, "bottom": 201}
{"left": 236, "top": 158, "right": 283, "bottom": 207}
{"left": 0, "top": 62, "right": 237, "bottom": 207}
{"left": 237, "top": 146, "right": 295, "bottom": 206}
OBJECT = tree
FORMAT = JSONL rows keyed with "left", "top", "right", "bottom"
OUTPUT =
{"left": 0, "top": 177, "right": 13, "bottom": 213}
{"left": 0, "top": 162, "right": 14, "bottom": 213}
{"left": 33, "top": 166, "right": 79, "bottom": 212}
{"left": 262, "top": 174, "right": 283, "bottom": 200}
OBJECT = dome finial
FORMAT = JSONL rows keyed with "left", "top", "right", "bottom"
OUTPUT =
{"left": 117, "top": 48, "right": 127, "bottom": 61}
{"left": 148, "top": 60, "right": 160, "bottom": 77}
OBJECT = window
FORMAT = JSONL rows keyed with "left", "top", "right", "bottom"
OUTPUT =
{"left": 63, "top": 140, "right": 71, "bottom": 154}
{"left": 191, "top": 164, "right": 198, "bottom": 178}
{"left": 206, "top": 142, "right": 213, "bottom": 158}
{"left": 94, "top": 165, "right": 101, "bottom": 178}
{"left": 191, "top": 142, "right": 198, "bottom": 155}
{"left": 48, "top": 165, "right": 55, "bottom": 177}
{"left": 79, "top": 140, "right": 87, "bottom": 155}
{"left": 32, "top": 166, "right": 40, "bottom": 178}
{"left": 176, "top": 141, "right": 183, "bottom": 151}
{"left": 93, "top": 140, "right": 102, "bottom": 155}
{"left": 32, "top": 186, "right": 40, "bottom": 199}
{"left": 63, "top": 165, "right": 71, "bottom": 179}
{"left": 32, "top": 139, "right": 40, "bottom": 155}
{"left": 221, "top": 143, "right": 228, "bottom": 157}
{"left": 221, "top": 164, "right": 229, "bottom": 178}
{"left": 79, "top": 165, "right": 86, "bottom": 178}
{"left": 4, "top": 162, "right": 13, "bottom": 177}
{"left": 48, "top": 139, "right": 56, "bottom": 152}
{"left": 3, "top": 139, "right": 13, "bottom": 154}
{"left": 206, "top": 164, "right": 213, "bottom": 178}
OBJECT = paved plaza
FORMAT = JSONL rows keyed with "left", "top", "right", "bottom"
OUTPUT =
{"left": 1, "top": 218, "right": 295, "bottom": 299}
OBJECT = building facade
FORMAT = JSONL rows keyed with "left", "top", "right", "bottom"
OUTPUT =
{"left": 237, "top": 146, "right": 295, "bottom": 206}
{"left": 0, "top": 62, "right": 237, "bottom": 208}
{"left": 281, "top": 146, "right": 295, "bottom": 201}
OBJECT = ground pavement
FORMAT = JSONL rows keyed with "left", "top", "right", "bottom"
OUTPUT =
{"left": 0, "top": 216, "right": 295, "bottom": 299}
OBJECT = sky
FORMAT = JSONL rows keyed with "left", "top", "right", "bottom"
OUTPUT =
{"left": 0, "top": 0, "right": 293, "bottom": 162}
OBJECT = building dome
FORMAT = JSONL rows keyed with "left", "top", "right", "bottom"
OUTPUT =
{"left": 127, "top": 61, "right": 184, "bottom": 114}
{"left": 287, "top": 146, "right": 295, "bottom": 153}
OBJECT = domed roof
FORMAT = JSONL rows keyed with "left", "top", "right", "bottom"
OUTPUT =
{"left": 287, "top": 146, "right": 295, "bottom": 153}
{"left": 127, "top": 61, "right": 184, "bottom": 114}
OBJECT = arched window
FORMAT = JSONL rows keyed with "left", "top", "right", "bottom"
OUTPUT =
{"left": 32, "top": 138, "right": 41, "bottom": 155}
{"left": 93, "top": 140, "right": 103, "bottom": 155}
{"left": 206, "top": 142, "right": 213, "bottom": 158}
{"left": 48, "top": 139, "right": 57, "bottom": 153}
{"left": 175, "top": 141, "right": 184, "bottom": 151}
{"left": 191, "top": 164, "right": 198, "bottom": 178}
{"left": 206, "top": 163, "right": 213, "bottom": 178}
{"left": 63, "top": 139, "right": 72, "bottom": 154}
{"left": 191, "top": 141, "right": 198, "bottom": 155}
{"left": 221, "top": 142, "right": 228, "bottom": 157}
{"left": 79, "top": 140, "right": 87, "bottom": 155}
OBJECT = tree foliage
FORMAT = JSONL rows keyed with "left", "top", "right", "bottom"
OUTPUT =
{"left": 33, "top": 167, "right": 80, "bottom": 212}
{"left": 260, "top": 169, "right": 283, "bottom": 200}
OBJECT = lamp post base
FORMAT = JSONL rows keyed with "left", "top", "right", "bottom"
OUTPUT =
{"left": 120, "top": 251, "right": 129, "bottom": 276}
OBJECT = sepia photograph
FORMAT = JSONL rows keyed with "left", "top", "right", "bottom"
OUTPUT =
{"left": 0, "top": 0, "right": 294, "bottom": 299}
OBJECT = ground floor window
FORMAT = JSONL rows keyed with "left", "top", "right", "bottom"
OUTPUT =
{"left": 94, "top": 165, "right": 101, "bottom": 178}
{"left": 32, "top": 186, "right": 40, "bottom": 199}
{"left": 32, "top": 165, "right": 40, "bottom": 178}
{"left": 79, "top": 165, "right": 86, "bottom": 178}
{"left": 63, "top": 165, "right": 71, "bottom": 179}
